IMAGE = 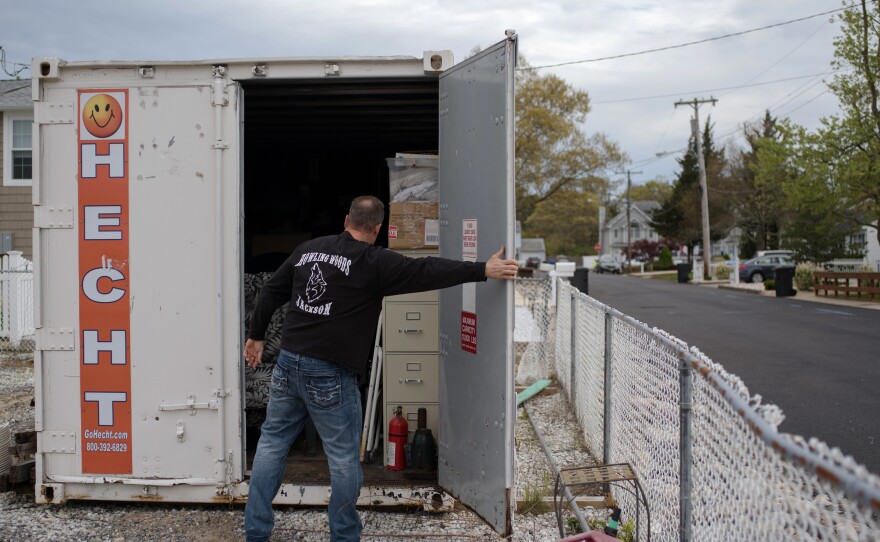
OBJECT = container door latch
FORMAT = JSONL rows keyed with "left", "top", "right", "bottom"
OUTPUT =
{"left": 158, "top": 394, "right": 219, "bottom": 415}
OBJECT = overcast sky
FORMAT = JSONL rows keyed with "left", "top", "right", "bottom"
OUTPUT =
{"left": 1, "top": 0, "right": 846, "bottom": 190}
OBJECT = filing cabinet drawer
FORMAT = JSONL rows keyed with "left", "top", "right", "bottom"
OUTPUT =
{"left": 384, "top": 303, "right": 438, "bottom": 352}
{"left": 385, "top": 289, "right": 438, "bottom": 303}
{"left": 384, "top": 354, "right": 438, "bottom": 403}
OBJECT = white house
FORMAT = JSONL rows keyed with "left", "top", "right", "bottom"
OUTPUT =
{"left": 518, "top": 238, "right": 546, "bottom": 265}
{"left": 600, "top": 201, "right": 661, "bottom": 259}
{"left": 846, "top": 223, "right": 880, "bottom": 271}
{"left": 0, "top": 79, "right": 33, "bottom": 259}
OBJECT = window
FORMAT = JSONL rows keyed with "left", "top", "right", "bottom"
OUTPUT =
{"left": 4, "top": 112, "right": 33, "bottom": 186}
{"left": 848, "top": 231, "right": 867, "bottom": 251}
{"left": 613, "top": 228, "right": 619, "bottom": 240}
{"left": 631, "top": 223, "right": 641, "bottom": 239}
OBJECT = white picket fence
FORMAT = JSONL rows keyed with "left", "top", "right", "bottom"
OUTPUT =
{"left": 0, "top": 251, "right": 35, "bottom": 350}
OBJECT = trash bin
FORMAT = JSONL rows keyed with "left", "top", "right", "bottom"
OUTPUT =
{"left": 571, "top": 267, "right": 589, "bottom": 295}
{"left": 774, "top": 264, "right": 797, "bottom": 297}
{"left": 676, "top": 263, "right": 690, "bottom": 284}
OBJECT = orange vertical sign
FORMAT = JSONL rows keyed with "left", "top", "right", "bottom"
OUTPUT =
{"left": 78, "top": 90, "right": 132, "bottom": 473}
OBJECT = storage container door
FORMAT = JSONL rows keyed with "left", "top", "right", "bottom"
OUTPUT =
{"left": 34, "top": 66, "right": 243, "bottom": 491}
{"left": 437, "top": 36, "right": 516, "bottom": 535}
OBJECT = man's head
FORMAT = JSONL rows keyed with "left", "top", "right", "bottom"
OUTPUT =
{"left": 344, "top": 195, "right": 384, "bottom": 243}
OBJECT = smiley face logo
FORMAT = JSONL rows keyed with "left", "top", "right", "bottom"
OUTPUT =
{"left": 82, "top": 94, "right": 123, "bottom": 138}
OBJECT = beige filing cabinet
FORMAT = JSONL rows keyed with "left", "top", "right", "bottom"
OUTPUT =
{"left": 383, "top": 249, "right": 440, "bottom": 466}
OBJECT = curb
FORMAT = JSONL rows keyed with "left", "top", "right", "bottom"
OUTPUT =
{"left": 717, "top": 284, "right": 764, "bottom": 295}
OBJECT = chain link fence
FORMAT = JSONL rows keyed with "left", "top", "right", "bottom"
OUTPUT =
{"left": 0, "top": 252, "right": 34, "bottom": 353}
{"left": 514, "top": 277, "right": 880, "bottom": 541}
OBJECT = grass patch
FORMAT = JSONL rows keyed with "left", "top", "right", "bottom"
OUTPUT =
{"left": 518, "top": 473, "right": 551, "bottom": 514}
{"left": 649, "top": 272, "right": 678, "bottom": 281}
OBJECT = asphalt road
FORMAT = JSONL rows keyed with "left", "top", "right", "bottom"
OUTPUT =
{"left": 585, "top": 271, "right": 880, "bottom": 475}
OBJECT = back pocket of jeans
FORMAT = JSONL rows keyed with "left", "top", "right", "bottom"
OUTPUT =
{"left": 305, "top": 375, "right": 341, "bottom": 410}
{"left": 270, "top": 364, "right": 288, "bottom": 396}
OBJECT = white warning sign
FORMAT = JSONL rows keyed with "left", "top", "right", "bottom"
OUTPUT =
{"left": 462, "top": 219, "right": 477, "bottom": 262}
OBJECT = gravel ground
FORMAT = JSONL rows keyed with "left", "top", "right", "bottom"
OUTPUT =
{"left": 0, "top": 354, "right": 610, "bottom": 542}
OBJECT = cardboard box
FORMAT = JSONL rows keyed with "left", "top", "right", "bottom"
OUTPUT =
{"left": 388, "top": 202, "right": 439, "bottom": 249}
{"left": 387, "top": 155, "right": 438, "bottom": 203}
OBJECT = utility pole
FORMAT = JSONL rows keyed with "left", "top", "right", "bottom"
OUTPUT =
{"left": 625, "top": 170, "right": 642, "bottom": 272}
{"left": 674, "top": 97, "right": 717, "bottom": 279}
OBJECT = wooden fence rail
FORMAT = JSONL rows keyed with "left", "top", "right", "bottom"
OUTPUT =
{"left": 813, "top": 271, "right": 880, "bottom": 301}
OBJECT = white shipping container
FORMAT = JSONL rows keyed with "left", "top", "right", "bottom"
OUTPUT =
{"left": 31, "top": 35, "right": 517, "bottom": 535}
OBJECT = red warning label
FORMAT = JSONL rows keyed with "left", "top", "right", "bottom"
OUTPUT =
{"left": 461, "top": 311, "right": 477, "bottom": 354}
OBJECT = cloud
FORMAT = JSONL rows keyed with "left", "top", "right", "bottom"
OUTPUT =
{"left": 1, "top": 0, "right": 844, "bottom": 182}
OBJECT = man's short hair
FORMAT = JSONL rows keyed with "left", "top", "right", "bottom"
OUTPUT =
{"left": 348, "top": 196, "right": 385, "bottom": 232}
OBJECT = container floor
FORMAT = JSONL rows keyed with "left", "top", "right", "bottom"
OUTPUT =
{"left": 246, "top": 434, "right": 437, "bottom": 486}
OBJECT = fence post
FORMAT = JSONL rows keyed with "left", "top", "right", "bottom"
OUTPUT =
{"left": 603, "top": 309, "right": 612, "bottom": 465}
{"left": 570, "top": 290, "right": 577, "bottom": 402}
{"left": 8, "top": 251, "right": 22, "bottom": 345}
{"left": 679, "top": 350, "right": 693, "bottom": 542}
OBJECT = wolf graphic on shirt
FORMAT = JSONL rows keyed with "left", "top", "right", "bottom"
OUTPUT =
{"left": 306, "top": 263, "right": 327, "bottom": 304}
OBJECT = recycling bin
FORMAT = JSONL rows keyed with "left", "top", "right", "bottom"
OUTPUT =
{"left": 571, "top": 267, "right": 589, "bottom": 295}
{"left": 774, "top": 264, "right": 797, "bottom": 297}
{"left": 676, "top": 263, "right": 690, "bottom": 284}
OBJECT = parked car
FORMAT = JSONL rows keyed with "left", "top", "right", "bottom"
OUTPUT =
{"left": 739, "top": 255, "right": 792, "bottom": 283}
{"left": 595, "top": 255, "right": 622, "bottom": 274}
{"left": 525, "top": 257, "right": 541, "bottom": 269}
{"left": 756, "top": 249, "right": 794, "bottom": 258}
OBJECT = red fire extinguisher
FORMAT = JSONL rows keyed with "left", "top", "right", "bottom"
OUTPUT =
{"left": 387, "top": 406, "right": 408, "bottom": 471}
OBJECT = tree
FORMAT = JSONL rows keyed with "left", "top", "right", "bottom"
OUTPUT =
{"left": 628, "top": 180, "right": 673, "bottom": 204}
{"left": 763, "top": 121, "right": 863, "bottom": 261}
{"left": 525, "top": 186, "right": 600, "bottom": 256}
{"left": 728, "top": 111, "right": 788, "bottom": 257}
{"left": 515, "top": 57, "right": 626, "bottom": 225}
{"left": 651, "top": 117, "right": 734, "bottom": 259}
{"left": 806, "top": 0, "right": 880, "bottom": 245}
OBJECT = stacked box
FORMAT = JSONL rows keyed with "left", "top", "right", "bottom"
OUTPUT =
{"left": 387, "top": 154, "right": 439, "bottom": 249}
{"left": 388, "top": 202, "right": 439, "bottom": 250}
{"left": 387, "top": 155, "right": 438, "bottom": 203}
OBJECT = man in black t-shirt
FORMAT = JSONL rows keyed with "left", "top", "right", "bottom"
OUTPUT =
{"left": 243, "top": 195, "right": 518, "bottom": 542}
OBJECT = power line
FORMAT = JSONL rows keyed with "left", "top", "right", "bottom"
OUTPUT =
{"left": 779, "top": 89, "right": 831, "bottom": 117}
{"left": 592, "top": 71, "right": 835, "bottom": 105}
{"left": 653, "top": 107, "right": 680, "bottom": 156}
{"left": 0, "top": 47, "right": 29, "bottom": 77}
{"left": 731, "top": 18, "right": 831, "bottom": 92}
{"left": 520, "top": 2, "right": 862, "bottom": 71}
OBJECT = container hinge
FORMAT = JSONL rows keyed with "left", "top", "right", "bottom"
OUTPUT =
{"left": 44, "top": 430, "right": 77, "bottom": 454}
{"left": 34, "top": 206, "right": 74, "bottom": 229}
{"left": 211, "top": 65, "right": 229, "bottom": 109}
{"left": 158, "top": 394, "right": 220, "bottom": 413}
{"left": 213, "top": 388, "right": 229, "bottom": 398}
{"left": 34, "top": 101, "right": 74, "bottom": 125}
{"left": 36, "top": 328, "right": 76, "bottom": 351}
{"left": 324, "top": 63, "right": 341, "bottom": 77}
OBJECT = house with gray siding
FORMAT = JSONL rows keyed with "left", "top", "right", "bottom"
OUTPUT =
{"left": 0, "top": 79, "right": 33, "bottom": 260}
{"left": 600, "top": 200, "right": 661, "bottom": 259}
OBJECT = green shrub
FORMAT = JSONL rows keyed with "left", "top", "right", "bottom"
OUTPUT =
{"left": 764, "top": 279, "right": 775, "bottom": 290}
{"left": 714, "top": 264, "right": 731, "bottom": 280}
{"left": 795, "top": 262, "right": 818, "bottom": 291}
{"left": 658, "top": 246, "right": 673, "bottom": 267}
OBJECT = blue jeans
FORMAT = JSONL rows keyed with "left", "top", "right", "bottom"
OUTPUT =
{"left": 245, "top": 349, "right": 364, "bottom": 542}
